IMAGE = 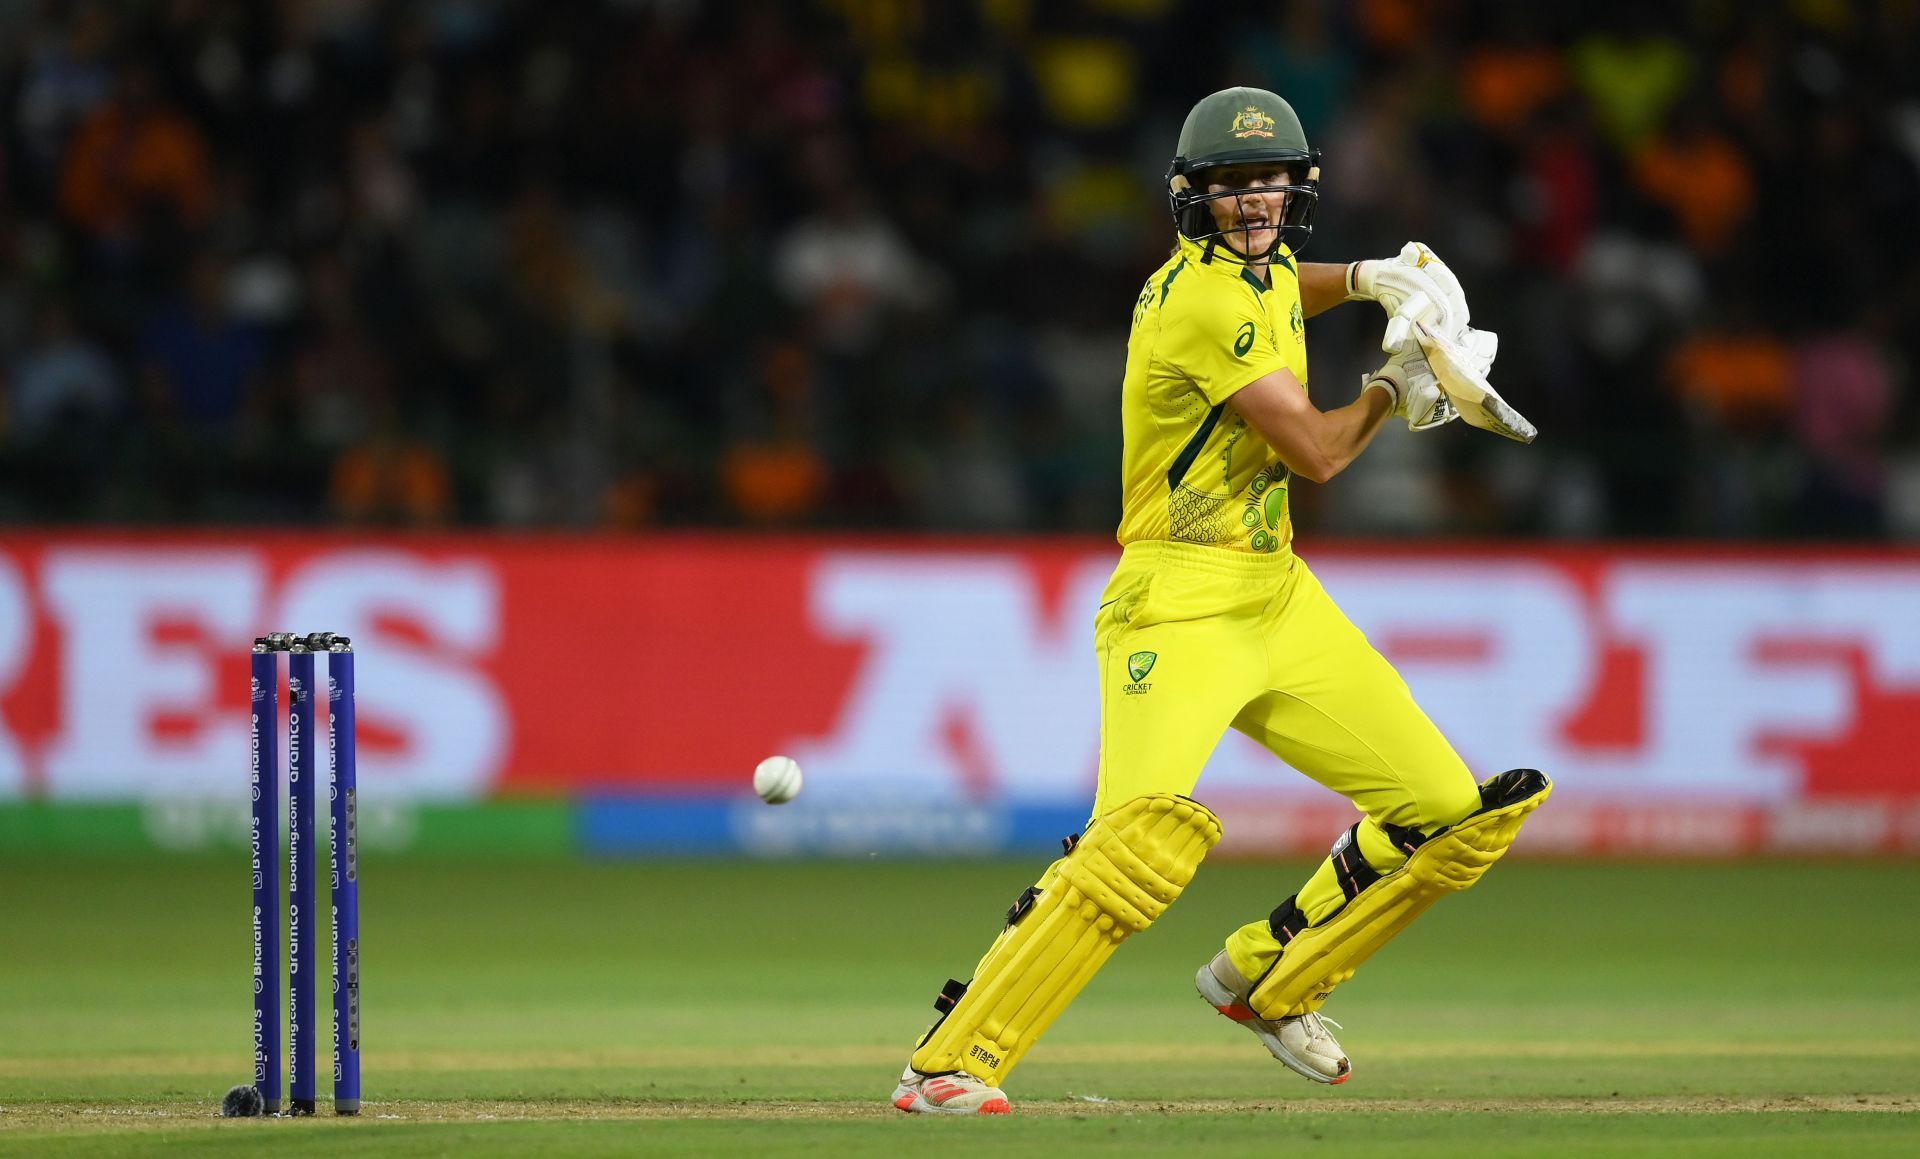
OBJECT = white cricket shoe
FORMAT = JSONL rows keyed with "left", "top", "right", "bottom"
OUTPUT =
{"left": 891, "top": 1066, "right": 1012, "bottom": 1115}
{"left": 1196, "top": 950, "right": 1351, "bottom": 1084}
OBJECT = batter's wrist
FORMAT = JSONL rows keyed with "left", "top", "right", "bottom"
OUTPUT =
{"left": 1345, "top": 260, "right": 1369, "bottom": 301}
{"left": 1361, "top": 372, "right": 1400, "bottom": 410}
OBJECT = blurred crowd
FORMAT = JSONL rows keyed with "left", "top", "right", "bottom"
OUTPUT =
{"left": 1, "top": 0, "right": 1917, "bottom": 538}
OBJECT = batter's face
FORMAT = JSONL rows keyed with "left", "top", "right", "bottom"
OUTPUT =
{"left": 1203, "top": 165, "right": 1292, "bottom": 256}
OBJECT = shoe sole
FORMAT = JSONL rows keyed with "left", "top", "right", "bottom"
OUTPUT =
{"left": 890, "top": 1083, "right": 1012, "bottom": 1115}
{"left": 1195, "top": 964, "right": 1351, "bottom": 1085}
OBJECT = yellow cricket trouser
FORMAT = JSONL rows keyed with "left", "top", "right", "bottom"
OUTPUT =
{"left": 1092, "top": 540, "right": 1481, "bottom": 983}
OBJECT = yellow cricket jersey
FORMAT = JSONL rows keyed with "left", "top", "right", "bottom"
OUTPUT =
{"left": 1117, "top": 234, "right": 1309, "bottom": 554}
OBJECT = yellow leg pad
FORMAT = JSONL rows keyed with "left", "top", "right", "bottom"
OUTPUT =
{"left": 1249, "top": 772, "right": 1551, "bottom": 1019}
{"left": 910, "top": 794, "right": 1222, "bottom": 1084}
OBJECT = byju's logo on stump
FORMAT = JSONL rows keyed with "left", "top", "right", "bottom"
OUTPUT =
{"left": 1125, "top": 651, "right": 1157, "bottom": 694}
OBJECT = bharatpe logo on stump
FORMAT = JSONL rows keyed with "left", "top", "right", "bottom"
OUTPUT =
{"left": 1125, "top": 651, "right": 1157, "bottom": 695}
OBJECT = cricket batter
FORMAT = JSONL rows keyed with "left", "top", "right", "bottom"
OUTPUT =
{"left": 891, "top": 87, "right": 1551, "bottom": 1115}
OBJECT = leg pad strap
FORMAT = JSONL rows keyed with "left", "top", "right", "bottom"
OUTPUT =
{"left": 1249, "top": 769, "right": 1551, "bottom": 1018}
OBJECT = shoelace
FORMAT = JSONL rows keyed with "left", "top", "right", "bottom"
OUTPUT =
{"left": 1297, "top": 1012, "right": 1343, "bottom": 1043}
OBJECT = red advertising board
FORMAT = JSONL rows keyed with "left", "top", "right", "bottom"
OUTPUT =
{"left": 2, "top": 532, "right": 1919, "bottom": 854}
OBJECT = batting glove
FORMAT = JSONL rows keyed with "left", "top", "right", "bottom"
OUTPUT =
{"left": 1346, "top": 242, "right": 1470, "bottom": 336}
{"left": 1363, "top": 294, "right": 1458, "bottom": 431}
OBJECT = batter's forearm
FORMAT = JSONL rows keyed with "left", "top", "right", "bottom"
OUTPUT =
{"left": 1298, "top": 262, "right": 1351, "bottom": 319}
{"left": 1311, "top": 387, "right": 1393, "bottom": 480}
{"left": 1249, "top": 387, "right": 1391, "bottom": 484}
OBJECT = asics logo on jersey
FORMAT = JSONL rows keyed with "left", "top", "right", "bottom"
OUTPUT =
{"left": 1234, "top": 322, "right": 1256, "bottom": 356}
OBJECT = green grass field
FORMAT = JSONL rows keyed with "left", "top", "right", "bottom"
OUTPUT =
{"left": 1, "top": 855, "right": 1917, "bottom": 1156}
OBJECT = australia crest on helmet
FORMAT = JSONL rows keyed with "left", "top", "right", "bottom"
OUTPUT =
{"left": 1228, "top": 105, "right": 1276, "bottom": 139}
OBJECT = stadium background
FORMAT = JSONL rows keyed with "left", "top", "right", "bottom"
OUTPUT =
{"left": 2, "top": 0, "right": 1919, "bottom": 857}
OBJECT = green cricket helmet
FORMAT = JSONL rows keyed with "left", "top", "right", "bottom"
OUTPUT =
{"left": 1166, "top": 87, "right": 1321, "bottom": 260}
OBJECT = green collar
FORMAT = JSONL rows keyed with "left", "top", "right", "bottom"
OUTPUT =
{"left": 1175, "top": 234, "right": 1295, "bottom": 287}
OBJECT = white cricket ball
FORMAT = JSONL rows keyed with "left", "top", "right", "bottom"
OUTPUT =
{"left": 753, "top": 755, "right": 803, "bottom": 805}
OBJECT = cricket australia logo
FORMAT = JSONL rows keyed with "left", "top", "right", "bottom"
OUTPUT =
{"left": 1124, "top": 651, "right": 1157, "bottom": 694}
{"left": 1229, "top": 105, "right": 1276, "bottom": 138}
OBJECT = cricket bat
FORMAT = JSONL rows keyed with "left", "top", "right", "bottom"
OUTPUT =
{"left": 1410, "top": 319, "right": 1537, "bottom": 444}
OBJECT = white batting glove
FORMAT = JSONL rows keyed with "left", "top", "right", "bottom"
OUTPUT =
{"left": 1457, "top": 327, "right": 1498, "bottom": 378}
{"left": 1362, "top": 294, "right": 1457, "bottom": 431}
{"left": 1386, "top": 313, "right": 1499, "bottom": 376}
{"left": 1347, "top": 242, "right": 1470, "bottom": 336}
{"left": 1389, "top": 314, "right": 1499, "bottom": 380}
